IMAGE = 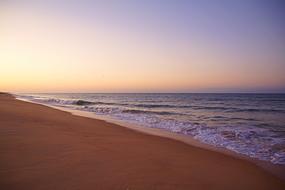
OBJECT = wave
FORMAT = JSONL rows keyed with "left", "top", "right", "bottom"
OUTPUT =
{"left": 74, "top": 100, "right": 94, "bottom": 105}
{"left": 132, "top": 103, "right": 191, "bottom": 108}
{"left": 90, "top": 102, "right": 128, "bottom": 106}
{"left": 122, "top": 109, "right": 178, "bottom": 115}
{"left": 23, "top": 96, "right": 189, "bottom": 109}
{"left": 17, "top": 96, "right": 125, "bottom": 107}
{"left": 73, "top": 100, "right": 126, "bottom": 106}
{"left": 192, "top": 105, "right": 285, "bottom": 113}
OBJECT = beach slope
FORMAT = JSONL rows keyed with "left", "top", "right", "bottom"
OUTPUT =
{"left": 0, "top": 93, "right": 284, "bottom": 190}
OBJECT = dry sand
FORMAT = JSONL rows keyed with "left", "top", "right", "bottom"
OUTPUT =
{"left": 0, "top": 93, "right": 284, "bottom": 190}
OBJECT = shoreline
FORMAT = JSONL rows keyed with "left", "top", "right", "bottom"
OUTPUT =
{"left": 16, "top": 96, "right": 285, "bottom": 180}
{"left": 1, "top": 93, "right": 285, "bottom": 189}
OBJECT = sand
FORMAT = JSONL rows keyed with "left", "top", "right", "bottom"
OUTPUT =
{"left": 0, "top": 93, "right": 284, "bottom": 190}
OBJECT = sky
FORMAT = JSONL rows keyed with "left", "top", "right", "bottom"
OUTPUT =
{"left": 0, "top": 0, "right": 285, "bottom": 93}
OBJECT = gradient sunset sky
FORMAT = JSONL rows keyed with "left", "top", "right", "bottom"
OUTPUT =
{"left": 1, "top": 0, "right": 285, "bottom": 93}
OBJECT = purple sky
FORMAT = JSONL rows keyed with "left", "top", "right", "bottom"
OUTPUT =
{"left": 1, "top": 0, "right": 285, "bottom": 93}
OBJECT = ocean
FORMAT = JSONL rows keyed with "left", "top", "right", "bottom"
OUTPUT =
{"left": 16, "top": 93, "right": 285, "bottom": 164}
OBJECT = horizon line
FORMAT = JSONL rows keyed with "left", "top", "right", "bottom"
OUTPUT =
{"left": 8, "top": 91, "right": 285, "bottom": 94}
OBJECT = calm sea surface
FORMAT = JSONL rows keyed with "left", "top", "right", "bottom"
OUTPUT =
{"left": 17, "top": 93, "right": 285, "bottom": 164}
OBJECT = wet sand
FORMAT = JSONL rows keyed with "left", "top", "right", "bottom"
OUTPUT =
{"left": 0, "top": 93, "right": 284, "bottom": 190}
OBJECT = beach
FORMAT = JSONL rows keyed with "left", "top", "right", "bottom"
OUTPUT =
{"left": 0, "top": 93, "right": 284, "bottom": 190}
